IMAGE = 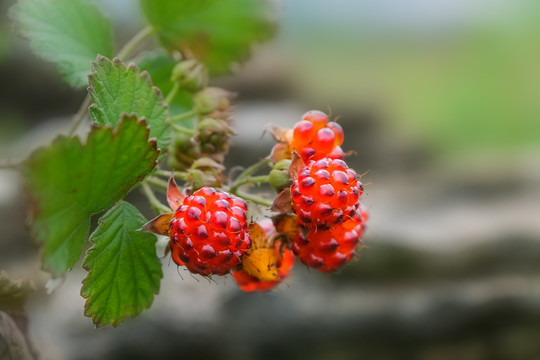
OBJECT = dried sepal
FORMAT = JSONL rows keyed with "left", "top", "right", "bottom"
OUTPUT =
{"left": 139, "top": 213, "right": 174, "bottom": 236}
{"left": 167, "top": 176, "right": 184, "bottom": 211}
{"left": 288, "top": 151, "right": 304, "bottom": 181}
{"left": 270, "top": 188, "right": 292, "bottom": 213}
{"left": 272, "top": 213, "right": 299, "bottom": 242}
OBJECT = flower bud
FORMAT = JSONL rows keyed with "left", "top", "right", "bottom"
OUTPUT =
{"left": 194, "top": 87, "right": 234, "bottom": 115}
{"left": 171, "top": 59, "right": 208, "bottom": 92}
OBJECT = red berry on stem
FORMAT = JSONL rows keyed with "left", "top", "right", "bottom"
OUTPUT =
{"left": 169, "top": 187, "right": 252, "bottom": 276}
{"left": 291, "top": 158, "right": 362, "bottom": 228}
{"left": 292, "top": 210, "right": 366, "bottom": 273}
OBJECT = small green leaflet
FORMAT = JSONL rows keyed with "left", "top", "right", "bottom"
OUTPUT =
{"left": 11, "top": 0, "right": 114, "bottom": 87}
{"left": 81, "top": 202, "right": 162, "bottom": 328}
{"left": 23, "top": 115, "right": 159, "bottom": 276}
{"left": 89, "top": 56, "right": 171, "bottom": 153}
{"left": 139, "top": 0, "right": 275, "bottom": 75}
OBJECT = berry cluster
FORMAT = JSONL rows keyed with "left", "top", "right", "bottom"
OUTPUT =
{"left": 142, "top": 110, "right": 367, "bottom": 292}
{"left": 281, "top": 111, "right": 367, "bottom": 273}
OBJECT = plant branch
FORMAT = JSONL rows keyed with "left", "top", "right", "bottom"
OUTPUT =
{"left": 155, "top": 170, "right": 189, "bottom": 180}
{"left": 145, "top": 176, "right": 168, "bottom": 191}
{"left": 164, "top": 82, "right": 180, "bottom": 104}
{"left": 141, "top": 182, "right": 170, "bottom": 214}
{"left": 170, "top": 110, "right": 197, "bottom": 124}
{"left": 68, "top": 95, "right": 92, "bottom": 136}
{"left": 232, "top": 190, "right": 272, "bottom": 207}
{"left": 230, "top": 158, "right": 271, "bottom": 193}
{"left": 116, "top": 26, "right": 155, "bottom": 61}
{"left": 171, "top": 123, "right": 196, "bottom": 136}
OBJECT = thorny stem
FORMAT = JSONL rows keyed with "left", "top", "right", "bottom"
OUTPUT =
{"left": 230, "top": 158, "right": 272, "bottom": 193}
{"left": 68, "top": 26, "right": 155, "bottom": 136}
{"left": 141, "top": 182, "right": 170, "bottom": 214}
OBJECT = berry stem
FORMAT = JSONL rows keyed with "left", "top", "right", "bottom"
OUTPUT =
{"left": 232, "top": 175, "right": 269, "bottom": 189}
{"left": 140, "top": 182, "right": 170, "bottom": 214}
{"left": 68, "top": 95, "right": 92, "bottom": 136}
{"left": 233, "top": 190, "right": 272, "bottom": 208}
{"left": 230, "top": 158, "right": 272, "bottom": 193}
{"left": 164, "top": 82, "right": 180, "bottom": 104}
{"left": 145, "top": 176, "right": 168, "bottom": 191}
{"left": 170, "top": 110, "right": 197, "bottom": 124}
{"left": 68, "top": 26, "right": 155, "bottom": 136}
{"left": 171, "top": 123, "right": 196, "bottom": 136}
{"left": 155, "top": 170, "right": 188, "bottom": 181}
{"left": 116, "top": 26, "right": 154, "bottom": 61}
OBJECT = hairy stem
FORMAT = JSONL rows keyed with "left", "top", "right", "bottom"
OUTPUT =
{"left": 145, "top": 176, "right": 168, "bottom": 191}
{"left": 232, "top": 190, "right": 272, "bottom": 207}
{"left": 141, "top": 182, "right": 170, "bottom": 214}
{"left": 230, "top": 158, "right": 272, "bottom": 193}
{"left": 169, "top": 110, "right": 197, "bottom": 124}
{"left": 116, "top": 26, "right": 155, "bottom": 61}
{"left": 68, "top": 95, "right": 92, "bottom": 136}
{"left": 164, "top": 82, "right": 180, "bottom": 104}
{"left": 155, "top": 170, "right": 189, "bottom": 180}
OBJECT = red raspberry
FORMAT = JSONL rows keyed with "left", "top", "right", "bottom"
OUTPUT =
{"left": 291, "top": 158, "right": 362, "bottom": 228}
{"left": 292, "top": 210, "right": 366, "bottom": 273}
{"left": 169, "top": 187, "right": 252, "bottom": 276}
{"left": 290, "top": 110, "right": 345, "bottom": 162}
{"left": 232, "top": 244, "right": 294, "bottom": 292}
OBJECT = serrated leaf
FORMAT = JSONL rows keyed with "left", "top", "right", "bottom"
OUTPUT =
{"left": 11, "top": 0, "right": 113, "bottom": 87}
{"left": 137, "top": 51, "right": 195, "bottom": 116}
{"left": 81, "top": 201, "right": 162, "bottom": 328}
{"left": 140, "top": 0, "right": 275, "bottom": 75}
{"left": 0, "top": 272, "right": 35, "bottom": 315}
{"left": 89, "top": 56, "right": 171, "bottom": 153}
{"left": 23, "top": 115, "right": 159, "bottom": 276}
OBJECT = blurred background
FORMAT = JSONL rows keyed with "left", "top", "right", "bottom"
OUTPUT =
{"left": 2, "top": 0, "right": 540, "bottom": 359}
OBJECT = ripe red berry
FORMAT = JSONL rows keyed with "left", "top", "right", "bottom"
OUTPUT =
{"left": 291, "top": 158, "right": 362, "bottom": 228}
{"left": 169, "top": 187, "right": 252, "bottom": 276}
{"left": 292, "top": 210, "right": 366, "bottom": 273}
{"left": 232, "top": 243, "right": 294, "bottom": 292}
{"left": 290, "top": 111, "right": 345, "bottom": 162}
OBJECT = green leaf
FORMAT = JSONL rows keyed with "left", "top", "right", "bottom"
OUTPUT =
{"left": 23, "top": 115, "right": 159, "bottom": 276}
{"left": 140, "top": 0, "right": 275, "bottom": 75}
{"left": 137, "top": 51, "right": 194, "bottom": 116}
{"left": 0, "top": 272, "right": 35, "bottom": 315}
{"left": 11, "top": 0, "right": 113, "bottom": 87}
{"left": 89, "top": 56, "right": 171, "bottom": 153}
{"left": 81, "top": 202, "right": 162, "bottom": 328}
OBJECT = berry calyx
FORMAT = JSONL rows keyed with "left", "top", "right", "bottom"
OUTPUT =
{"left": 291, "top": 158, "right": 362, "bottom": 228}
{"left": 232, "top": 219, "right": 294, "bottom": 292}
{"left": 292, "top": 210, "right": 366, "bottom": 273}
{"left": 169, "top": 187, "right": 252, "bottom": 276}
{"left": 232, "top": 244, "right": 294, "bottom": 292}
